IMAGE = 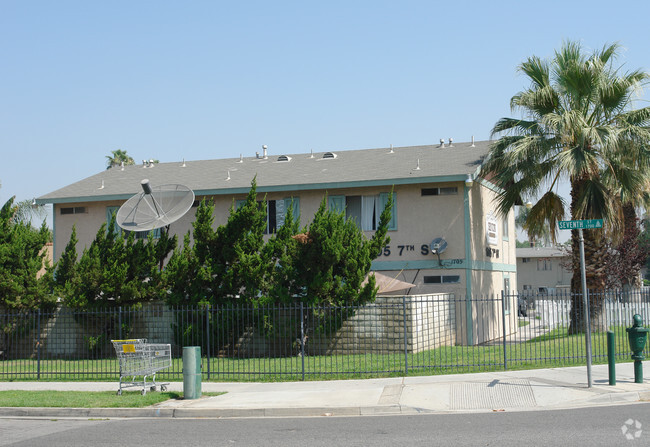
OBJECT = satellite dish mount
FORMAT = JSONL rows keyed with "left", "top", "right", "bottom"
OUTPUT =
{"left": 116, "top": 179, "right": 195, "bottom": 236}
{"left": 430, "top": 237, "right": 448, "bottom": 267}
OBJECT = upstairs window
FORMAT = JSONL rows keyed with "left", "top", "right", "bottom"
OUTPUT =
{"left": 328, "top": 192, "right": 396, "bottom": 231}
{"left": 60, "top": 207, "right": 86, "bottom": 215}
{"left": 236, "top": 197, "right": 300, "bottom": 234}
{"left": 421, "top": 187, "right": 457, "bottom": 196}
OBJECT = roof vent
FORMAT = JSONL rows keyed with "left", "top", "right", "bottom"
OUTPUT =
{"left": 277, "top": 155, "right": 292, "bottom": 162}
{"left": 471, "top": 136, "right": 476, "bottom": 147}
{"left": 238, "top": 154, "right": 243, "bottom": 163}
{"left": 389, "top": 144, "right": 394, "bottom": 154}
{"left": 310, "top": 149, "right": 314, "bottom": 159}
{"left": 448, "top": 138, "right": 453, "bottom": 147}
{"left": 322, "top": 152, "right": 337, "bottom": 159}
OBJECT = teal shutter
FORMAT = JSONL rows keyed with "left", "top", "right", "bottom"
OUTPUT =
{"left": 106, "top": 206, "right": 122, "bottom": 235}
{"left": 283, "top": 197, "right": 300, "bottom": 223}
{"left": 379, "top": 192, "right": 397, "bottom": 230}
{"left": 328, "top": 195, "right": 345, "bottom": 214}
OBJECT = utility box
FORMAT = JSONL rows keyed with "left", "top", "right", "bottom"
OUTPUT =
{"left": 183, "top": 346, "right": 202, "bottom": 399}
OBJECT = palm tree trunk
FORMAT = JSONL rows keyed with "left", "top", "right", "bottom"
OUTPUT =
{"left": 621, "top": 202, "right": 642, "bottom": 289}
{"left": 568, "top": 177, "right": 608, "bottom": 334}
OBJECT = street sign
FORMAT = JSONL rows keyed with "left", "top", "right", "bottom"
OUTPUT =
{"left": 557, "top": 217, "right": 603, "bottom": 388}
{"left": 558, "top": 219, "right": 603, "bottom": 230}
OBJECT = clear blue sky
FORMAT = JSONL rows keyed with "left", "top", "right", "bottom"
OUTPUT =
{"left": 2, "top": 0, "right": 649, "bottom": 231}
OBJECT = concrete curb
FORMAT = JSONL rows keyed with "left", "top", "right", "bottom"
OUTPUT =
{"left": 0, "top": 390, "right": 645, "bottom": 420}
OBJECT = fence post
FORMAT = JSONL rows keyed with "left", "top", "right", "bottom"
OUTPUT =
{"left": 36, "top": 309, "right": 41, "bottom": 380}
{"left": 403, "top": 296, "right": 409, "bottom": 376}
{"left": 118, "top": 306, "right": 122, "bottom": 340}
{"left": 205, "top": 307, "right": 211, "bottom": 380}
{"left": 300, "top": 302, "right": 305, "bottom": 381}
{"left": 501, "top": 290, "right": 507, "bottom": 370}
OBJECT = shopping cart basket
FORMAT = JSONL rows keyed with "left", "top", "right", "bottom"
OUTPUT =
{"left": 112, "top": 339, "right": 172, "bottom": 395}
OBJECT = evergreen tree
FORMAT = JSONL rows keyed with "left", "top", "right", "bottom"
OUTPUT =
{"left": 0, "top": 197, "right": 55, "bottom": 311}
{"left": 289, "top": 193, "right": 392, "bottom": 306}
{"left": 0, "top": 197, "right": 55, "bottom": 358}
{"left": 59, "top": 213, "right": 176, "bottom": 308}
{"left": 163, "top": 179, "right": 268, "bottom": 306}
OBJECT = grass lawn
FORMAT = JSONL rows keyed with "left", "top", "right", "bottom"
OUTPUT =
{"left": 0, "top": 390, "right": 226, "bottom": 408}
{"left": 0, "top": 326, "right": 640, "bottom": 382}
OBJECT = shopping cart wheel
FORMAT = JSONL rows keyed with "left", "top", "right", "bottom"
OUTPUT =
{"left": 161, "top": 385, "right": 167, "bottom": 392}
{"left": 150, "top": 386, "right": 157, "bottom": 392}
{"left": 117, "top": 390, "right": 122, "bottom": 396}
{"left": 141, "top": 389, "right": 146, "bottom": 396}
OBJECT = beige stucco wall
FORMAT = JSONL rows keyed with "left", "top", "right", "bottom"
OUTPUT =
{"left": 466, "top": 181, "right": 517, "bottom": 294}
{"left": 52, "top": 179, "right": 516, "bottom": 304}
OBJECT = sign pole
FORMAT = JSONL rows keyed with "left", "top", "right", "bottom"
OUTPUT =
{"left": 558, "top": 219, "right": 600, "bottom": 388}
{"left": 578, "top": 228, "right": 593, "bottom": 388}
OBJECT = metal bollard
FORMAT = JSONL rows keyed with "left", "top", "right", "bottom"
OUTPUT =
{"left": 607, "top": 331, "right": 616, "bottom": 385}
{"left": 183, "top": 346, "right": 202, "bottom": 399}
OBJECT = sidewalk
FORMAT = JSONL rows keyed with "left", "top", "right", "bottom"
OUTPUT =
{"left": 1, "top": 363, "right": 649, "bottom": 419}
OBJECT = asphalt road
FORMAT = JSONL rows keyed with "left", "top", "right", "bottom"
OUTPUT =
{"left": 2, "top": 403, "right": 649, "bottom": 446}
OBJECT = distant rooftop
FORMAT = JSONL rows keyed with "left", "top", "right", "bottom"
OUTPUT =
{"left": 517, "top": 247, "right": 567, "bottom": 258}
{"left": 37, "top": 140, "right": 491, "bottom": 204}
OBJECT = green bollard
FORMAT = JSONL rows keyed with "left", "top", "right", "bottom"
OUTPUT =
{"left": 607, "top": 331, "right": 616, "bottom": 386}
{"left": 626, "top": 315, "right": 649, "bottom": 384}
{"left": 183, "top": 346, "right": 202, "bottom": 399}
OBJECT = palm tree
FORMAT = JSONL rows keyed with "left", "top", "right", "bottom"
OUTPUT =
{"left": 481, "top": 41, "right": 650, "bottom": 333}
{"left": 106, "top": 149, "right": 135, "bottom": 170}
{"left": 516, "top": 206, "right": 551, "bottom": 247}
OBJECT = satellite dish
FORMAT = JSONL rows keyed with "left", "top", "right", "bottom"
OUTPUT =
{"left": 116, "top": 180, "right": 195, "bottom": 232}
{"left": 430, "top": 237, "right": 448, "bottom": 255}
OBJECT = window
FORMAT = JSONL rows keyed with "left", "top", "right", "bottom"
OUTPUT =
{"left": 423, "top": 275, "right": 460, "bottom": 284}
{"left": 522, "top": 257, "right": 531, "bottom": 263}
{"left": 60, "top": 207, "right": 86, "bottom": 215}
{"left": 106, "top": 206, "right": 160, "bottom": 239}
{"left": 328, "top": 192, "right": 396, "bottom": 230}
{"left": 421, "top": 187, "right": 458, "bottom": 196}
{"left": 236, "top": 197, "right": 300, "bottom": 234}
{"left": 537, "top": 259, "right": 552, "bottom": 271}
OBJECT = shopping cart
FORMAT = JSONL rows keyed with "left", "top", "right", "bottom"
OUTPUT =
{"left": 111, "top": 339, "right": 172, "bottom": 395}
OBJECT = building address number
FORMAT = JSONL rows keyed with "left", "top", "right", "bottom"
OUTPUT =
{"left": 375, "top": 244, "right": 462, "bottom": 264}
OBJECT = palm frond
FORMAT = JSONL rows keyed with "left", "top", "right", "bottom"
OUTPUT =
{"left": 525, "top": 191, "right": 565, "bottom": 244}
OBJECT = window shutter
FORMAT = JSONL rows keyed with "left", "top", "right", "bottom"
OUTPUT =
{"left": 328, "top": 196, "right": 345, "bottom": 214}
{"left": 106, "top": 206, "right": 122, "bottom": 235}
{"left": 379, "top": 192, "right": 397, "bottom": 230}
{"left": 283, "top": 197, "right": 300, "bottom": 223}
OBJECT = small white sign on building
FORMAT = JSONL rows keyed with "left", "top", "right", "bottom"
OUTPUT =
{"left": 486, "top": 212, "right": 499, "bottom": 246}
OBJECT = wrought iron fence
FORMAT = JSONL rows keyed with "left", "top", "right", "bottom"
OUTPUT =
{"left": 1, "top": 289, "right": 649, "bottom": 381}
